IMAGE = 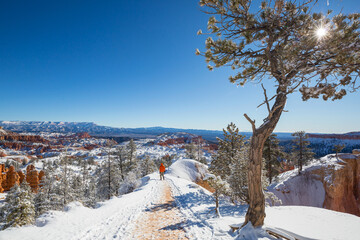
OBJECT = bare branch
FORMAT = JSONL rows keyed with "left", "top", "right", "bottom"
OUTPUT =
{"left": 260, "top": 84, "right": 271, "bottom": 114}
{"left": 244, "top": 113, "right": 256, "bottom": 133}
{"left": 257, "top": 94, "right": 277, "bottom": 108}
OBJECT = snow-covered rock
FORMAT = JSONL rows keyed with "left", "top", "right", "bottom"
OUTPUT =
{"left": 269, "top": 152, "right": 360, "bottom": 216}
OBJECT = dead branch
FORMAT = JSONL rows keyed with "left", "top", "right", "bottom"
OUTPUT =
{"left": 244, "top": 113, "right": 256, "bottom": 133}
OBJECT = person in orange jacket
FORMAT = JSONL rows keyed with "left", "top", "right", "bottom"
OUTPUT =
{"left": 159, "top": 163, "right": 165, "bottom": 180}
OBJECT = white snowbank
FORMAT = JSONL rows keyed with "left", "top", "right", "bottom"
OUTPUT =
{"left": 167, "top": 158, "right": 208, "bottom": 182}
{"left": 265, "top": 206, "right": 360, "bottom": 240}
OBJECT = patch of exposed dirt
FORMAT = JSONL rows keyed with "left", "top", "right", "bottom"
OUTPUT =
{"left": 131, "top": 180, "right": 188, "bottom": 240}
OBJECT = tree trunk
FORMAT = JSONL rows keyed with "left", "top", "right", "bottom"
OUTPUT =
{"left": 299, "top": 136, "right": 303, "bottom": 174}
{"left": 245, "top": 132, "right": 267, "bottom": 226}
{"left": 215, "top": 190, "right": 220, "bottom": 217}
{"left": 268, "top": 141, "right": 272, "bottom": 184}
{"left": 244, "top": 93, "right": 287, "bottom": 227}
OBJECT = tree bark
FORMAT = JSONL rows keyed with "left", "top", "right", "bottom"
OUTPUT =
{"left": 244, "top": 93, "right": 287, "bottom": 227}
{"left": 267, "top": 140, "right": 272, "bottom": 184}
{"left": 215, "top": 190, "right": 220, "bottom": 217}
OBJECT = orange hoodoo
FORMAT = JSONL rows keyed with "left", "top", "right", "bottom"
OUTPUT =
{"left": 26, "top": 165, "right": 40, "bottom": 193}
{"left": 0, "top": 174, "right": 3, "bottom": 193}
{"left": 18, "top": 170, "right": 25, "bottom": 183}
{"left": 0, "top": 164, "right": 7, "bottom": 173}
{"left": 38, "top": 170, "right": 45, "bottom": 188}
{"left": 2, "top": 166, "right": 20, "bottom": 191}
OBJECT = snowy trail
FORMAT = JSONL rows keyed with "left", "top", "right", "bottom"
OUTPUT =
{"left": 0, "top": 174, "right": 163, "bottom": 240}
{"left": 167, "top": 175, "right": 215, "bottom": 239}
{"left": 131, "top": 180, "right": 188, "bottom": 239}
{"left": 0, "top": 171, "right": 216, "bottom": 240}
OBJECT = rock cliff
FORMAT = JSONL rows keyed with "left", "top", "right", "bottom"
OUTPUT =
{"left": 0, "top": 129, "right": 46, "bottom": 142}
{"left": 322, "top": 152, "right": 360, "bottom": 216}
{"left": 270, "top": 150, "right": 360, "bottom": 216}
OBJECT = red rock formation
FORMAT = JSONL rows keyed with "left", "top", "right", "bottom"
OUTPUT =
{"left": 281, "top": 152, "right": 360, "bottom": 216}
{"left": 0, "top": 163, "right": 7, "bottom": 192}
{"left": 191, "top": 136, "right": 205, "bottom": 144}
{"left": 26, "top": 165, "right": 40, "bottom": 193}
{"left": 307, "top": 132, "right": 360, "bottom": 140}
{"left": 0, "top": 142, "right": 27, "bottom": 150}
{"left": 0, "top": 151, "right": 6, "bottom": 157}
{"left": 0, "top": 129, "right": 46, "bottom": 142}
{"left": 38, "top": 170, "right": 45, "bottom": 187}
{"left": 0, "top": 176, "right": 3, "bottom": 193}
{"left": 157, "top": 142, "right": 168, "bottom": 147}
{"left": 84, "top": 144, "right": 99, "bottom": 150}
{"left": 2, "top": 166, "right": 20, "bottom": 191}
{"left": 279, "top": 161, "right": 295, "bottom": 173}
{"left": 18, "top": 170, "right": 25, "bottom": 183}
{"left": 0, "top": 164, "right": 7, "bottom": 173}
{"left": 75, "top": 132, "right": 91, "bottom": 138}
{"left": 0, "top": 164, "right": 3, "bottom": 193}
{"left": 0, "top": 129, "right": 49, "bottom": 152}
{"left": 320, "top": 153, "right": 360, "bottom": 216}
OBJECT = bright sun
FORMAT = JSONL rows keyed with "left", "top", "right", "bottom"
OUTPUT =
{"left": 316, "top": 27, "right": 327, "bottom": 39}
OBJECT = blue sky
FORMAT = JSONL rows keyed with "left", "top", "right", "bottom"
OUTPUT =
{"left": 0, "top": 0, "right": 359, "bottom": 133}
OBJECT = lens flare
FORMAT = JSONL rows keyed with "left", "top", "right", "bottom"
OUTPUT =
{"left": 316, "top": 27, "right": 327, "bottom": 39}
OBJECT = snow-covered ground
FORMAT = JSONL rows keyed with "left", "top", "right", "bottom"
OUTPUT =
{"left": 1, "top": 158, "right": 360, "bottom": 240}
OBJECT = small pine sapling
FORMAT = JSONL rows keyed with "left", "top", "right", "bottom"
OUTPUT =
{"left": 185, "top": 142, "right": 197, "bottom": 160}
{"left": 204, "top": 173, "right": 230, "bottom": 217}
{"left": 333, "top": 144, "right": 345, "bottom": 159}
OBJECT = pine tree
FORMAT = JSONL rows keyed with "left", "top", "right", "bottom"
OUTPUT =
{"left": 2, "top": 182, "right": 35, "bottom": 229}
{"left": 96, "top": 145, "right": 121, "bottom": 200}
{"left": 84, "top": 175, "right": 97, "bottom": 207}
{"left": 34, "top": 161, "right": 62, "bottom": 215}
{"left": 210, "top": 122, "right": 246, "bottom": 180}
{"left": 185, "top": 142, "right": 197, "bottom": 159}
{"left": 80, "top": 158, "right": 89, "bottom": 186}
{"left": 263, "top": 134, "right": 285, "bottom": 183}
{"left": 71, "top": 174, "right": 83, "bottom": 202}
{"left": 115, "top": 145, "right": 128, "bottom": 181}
{"left": 292, "top": 131, "right": 314, "bottom": 174}
{"left": 205, "top": 174, "right": 230, "bottom": 217}
{"left": 197, "top": 0, "right": 360, "bottom": 227}
{"left": 195, "top": 138, "right": 207, "bottom": 164}
{"left": 127, "top": 139, "right": 137, "bottom": 168}
{"left": 139, "top": 155, "right": 156, "bottom": 177}
{"left": 161, "top": 154, "right": 175, "bottom": 168}
{"left": 228, "top": 145, "right": 249, "bottom": 204}
{"left": 34, "top": 185, "right": 47, "bottom": 217}
{"left": 35, "top": 162, "right": 53, "bottom": 215}
{"left": 185, "top": 139, "right": 207, "bottom": 164}
{"left": 58, "top": 151, "right": 75, "bottom": 206}
{"left": 333, "top": 144, "right": 345, "bottom": 158}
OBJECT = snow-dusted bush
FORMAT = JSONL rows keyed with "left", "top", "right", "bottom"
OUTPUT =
{"left": 118, "top": 171, "right": 141, "bottom": 195}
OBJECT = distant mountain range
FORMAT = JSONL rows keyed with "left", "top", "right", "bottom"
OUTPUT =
{"left": 0, "top": 121, "right": 359, "bottom": 143}
{"left": 0, "top": 120, "right": 293, "bottom": 142}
